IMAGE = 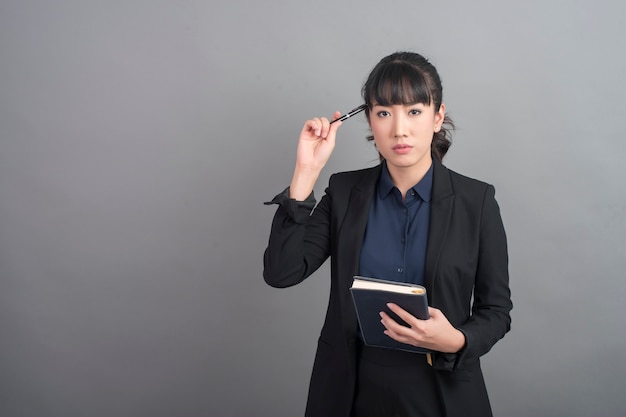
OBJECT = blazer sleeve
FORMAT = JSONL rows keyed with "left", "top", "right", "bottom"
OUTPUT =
{"left": 263, "top": 185, "right": 333, "bottom": 288}
{"left": 452, "top": 184, "right": 512, "bottom": 369}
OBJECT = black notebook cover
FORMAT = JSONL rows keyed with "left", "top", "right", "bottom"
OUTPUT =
{"left": 350, "top": 276, "right": 430, "bottom": 354}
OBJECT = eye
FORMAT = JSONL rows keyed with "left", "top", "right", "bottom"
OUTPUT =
{"left": 409, "top": 109, "right": 421, "bottom": 116}
{"left": 376, "top": 110, "right": 391, "bottom": 117}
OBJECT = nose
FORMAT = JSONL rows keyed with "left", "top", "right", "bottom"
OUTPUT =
{"left": 392, "top": 114, "right": 408, "bottom": 138}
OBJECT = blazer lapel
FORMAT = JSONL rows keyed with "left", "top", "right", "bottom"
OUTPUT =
{"left": 424, "top": 159, "right": 455, "bottom": 295}
{"left": 337, "top": 166, "right": 381, "bottom": 278}
{"left": 336, "top": 166, "right": 380, "bottom": 335}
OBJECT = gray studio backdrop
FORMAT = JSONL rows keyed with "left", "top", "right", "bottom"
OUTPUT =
{"left": 1, "top": 1, "right": 625, "bottom": 416}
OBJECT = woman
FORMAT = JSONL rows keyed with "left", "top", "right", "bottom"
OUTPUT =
{"left": 264, "top": 51, "right": 512, "bottom": 417}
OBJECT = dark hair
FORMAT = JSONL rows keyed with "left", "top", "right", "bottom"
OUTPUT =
{"left": 361, "top": 51, "right": 454, "bottom": 161}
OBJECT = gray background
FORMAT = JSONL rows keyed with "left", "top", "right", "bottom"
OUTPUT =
{"left": 1, "top": 1, "right": 625, "bottom": 416}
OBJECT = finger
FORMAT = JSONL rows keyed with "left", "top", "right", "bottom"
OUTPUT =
{"left": 381, "top": 320, "right": 411, "bottom": 344}
{"left": 319, "top": 117, "right": 331, "bottom": 138}
{"left": 428, "top": 307, "right": 447, "bottom": 322}
{"left": 303, "top": 118, "right": 323, "bottom": 137}
{"left": 383, "top": 328, "right": 406, "bottom": 343}
{"left": 328, "top": 111, "right": 343, "bottom": 134}
{"left": 386, "top": 303, "right": 421, "bottom": 326}
{"left": 310, "top": 117, "right": 322, "bottom": 137}
{"left": 379, "top": 311, "right": 409, "bottom": 334}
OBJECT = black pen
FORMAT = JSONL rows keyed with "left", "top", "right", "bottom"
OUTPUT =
{"left": 329, "top": 104, "right": 368, "bottom": 124}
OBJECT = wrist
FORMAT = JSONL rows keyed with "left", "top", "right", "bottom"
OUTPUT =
{"left": 450, "top": 329, "right": 467, "bottom": 353}
{"left": 290, "top": 165, "right": 321, "bottom": 201}
{"left": 439, "top": 329, "right": 466, "bottom": 354}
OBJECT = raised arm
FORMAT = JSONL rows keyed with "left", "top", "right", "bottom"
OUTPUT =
{"left": 289, "top": 111, "right": 342, "bottom": 200}
{"left": 263, "top": 112, "right": 343, "bottom": 288}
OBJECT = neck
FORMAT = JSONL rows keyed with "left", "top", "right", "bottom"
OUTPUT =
{"left": 386, "top": 158, "right": 432, "bottom": 199}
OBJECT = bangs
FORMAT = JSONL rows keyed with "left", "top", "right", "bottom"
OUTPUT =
{"left": 366, "top": 63, "right": 433, "bottom": 106}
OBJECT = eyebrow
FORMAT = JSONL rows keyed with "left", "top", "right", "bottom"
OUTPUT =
{"left": 371, "top": 102, "right": 426, "bottom": 107}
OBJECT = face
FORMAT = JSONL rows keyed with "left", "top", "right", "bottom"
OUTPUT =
{"left": 369, "top": 101, "right": 445, "bottom": 176}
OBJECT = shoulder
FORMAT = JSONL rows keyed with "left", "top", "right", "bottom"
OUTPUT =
{"left": 328, "top": 165, "right": 381, "bottom": 189}
{"left": 435, "top": 160, "right": 495, "bottom": 197}
{"left": 449, "top": 168, "right": 492, "bottom": 192}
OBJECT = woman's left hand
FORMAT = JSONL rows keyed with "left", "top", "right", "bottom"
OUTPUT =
{"left": 380, "top": 304, "right": 466, "bottom": 353}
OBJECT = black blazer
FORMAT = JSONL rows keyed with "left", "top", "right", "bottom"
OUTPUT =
{"left": 264, "top": 158, "right": 512, "bottom": 417}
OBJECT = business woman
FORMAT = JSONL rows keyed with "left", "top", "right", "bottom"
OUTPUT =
{"left": 264, "top": 51, "right": 512, "bottom": 417}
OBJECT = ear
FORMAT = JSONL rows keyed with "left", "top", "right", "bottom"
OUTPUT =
{"left": 434, "top": 103, "right": 446, "bottom": 130}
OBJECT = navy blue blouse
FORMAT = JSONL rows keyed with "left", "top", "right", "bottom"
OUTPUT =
{"left": 359, "top": 162, "right": 433, "bottom": 286}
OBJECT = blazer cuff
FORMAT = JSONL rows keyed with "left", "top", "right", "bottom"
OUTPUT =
{"left": 264, "top": 187, "right": 316, "bottom": 224}
{"left": 431, "top": 329, "right": 471, "bottom": 372}
{"left": 431, "top": 352, "right": 460, "bottom": 372}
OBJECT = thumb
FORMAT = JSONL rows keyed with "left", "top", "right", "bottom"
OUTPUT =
{"left": 328, "top": 111, "right": 343, "bottom": 135}
{"left": 427, "top": 306, "right": 440, "bottom": 319}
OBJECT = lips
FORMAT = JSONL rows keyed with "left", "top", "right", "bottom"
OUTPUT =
{"left": 392, "top": 144, "right": 413, "bottom": 154}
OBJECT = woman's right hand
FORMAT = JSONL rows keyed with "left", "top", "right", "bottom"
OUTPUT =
{"left": 296, "top": 111, "right": 342, "bottom": 170}
{"left": 290, "top": 112, "right": 342, "bottom": 200}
